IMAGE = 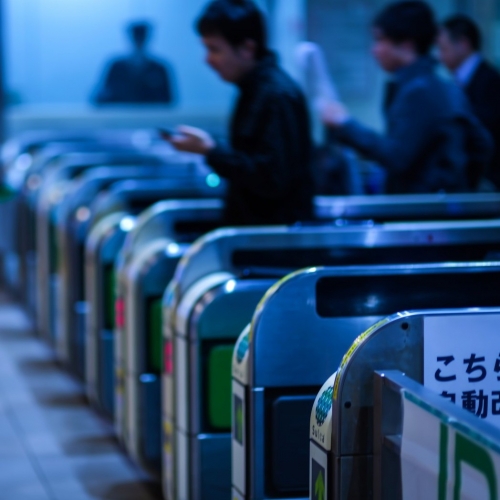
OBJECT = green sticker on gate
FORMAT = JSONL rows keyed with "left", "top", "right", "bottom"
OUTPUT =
{"left": 208, "top": 344, "right": 234, "bottom": 429}
{"left": 312, "top": 461, "right": 325, "bottom": 500}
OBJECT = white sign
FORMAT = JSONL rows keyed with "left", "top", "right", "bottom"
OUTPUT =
{"left": 424, "top": 314, "right": 500, "bottom": 426}
{"left": 402, "top": 392, "right": 500, "bottom": 500}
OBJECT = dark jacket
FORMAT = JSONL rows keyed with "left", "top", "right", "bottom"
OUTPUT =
{"left": 96, "top": 56, "right": 174, "bottom": 104}
{"left": 464, "top": 60, "right": 500, "bottom": 189}
{"left": 334, "top": 57, "right": 492, "bottom": 194}
{"left": 206, "top": 53, "right": 314, "bottom": 225}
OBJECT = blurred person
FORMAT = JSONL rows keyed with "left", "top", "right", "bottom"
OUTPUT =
{"left": 93, "top": 22, "right": 175, "bottom": 105}
{"left": 322, "top": 1, "right": 492, "bottom": 194}
{"left": 295, "top": 42, "right": 364, "bottom": 195}
{"left": 438, "top": 14, "right": 500, "bottom": 190}
{"left": 166, "top": 0, "right": 314, "bottom": 226}
{"left": 295, "top": 41, "right": 339, "bottom": 142}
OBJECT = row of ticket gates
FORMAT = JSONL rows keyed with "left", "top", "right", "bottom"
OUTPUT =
{"left": 3, "top": 128, "right": 500, "bottom": 499}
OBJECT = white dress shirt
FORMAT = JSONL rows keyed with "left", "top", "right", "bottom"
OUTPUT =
{"left": 454, "top": 53, "right": 482, "bottom": 87}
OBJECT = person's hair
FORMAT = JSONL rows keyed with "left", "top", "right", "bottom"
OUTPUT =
{"left": 373, "top": 1, "right": 437, "bottom": 55}
{"left": 128, "top": 22, "right": 152, "bottom": 46}
{"left": 196, "top": 0, "right": 268, "bottom": 59}
{"left": 442, "top": 14, "right": 482, "bottom": 51}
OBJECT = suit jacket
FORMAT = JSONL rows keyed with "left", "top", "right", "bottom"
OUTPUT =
{"left": 465, "top": 60, "right": 500, "bottom": 188}
{"left": 334, "top": 57, "right": 492, "bottom": 194}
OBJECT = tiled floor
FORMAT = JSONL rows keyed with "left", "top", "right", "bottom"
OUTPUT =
{"left": 0, "top": 294, "right": 162, "bottom": 500}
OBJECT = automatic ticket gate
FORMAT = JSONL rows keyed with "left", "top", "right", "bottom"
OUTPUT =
{"left": 162, "top": 219, "right": 500, "bottom": 500}
{"left": 85, "top": 198, "right": 223, "bottom": 415}
{"left": 82, "top": 181, "right": 221, "bottom": 392}
{"left": 314, "top": 193, "right": 500, "bottom": 222}
{"left": 2, "top": 129, "right": 162, "bottom": 184}
{"left": 35, "top": 148, "right": 213, "bottom": 282}
{"left": 168, "top": 273, "right": 286, "bottom": 500}
{"left": 119, "top": 200, "right": 225, "bottom": 473}
{"left": 3, "top": 129, "right": 162, "bottom": 195}
{"left": 17, "top": 141, "right": 171, "bottom": 310}
{"left": 57, "top": 168, "right": 178, "bottom": 363}
{"left": 35, "top": 154, "right": 180, "bottom": 338}
{"left": 85, "top": 210, "right": 132, "bottom": 417}
{"left": 56, "top": 168, "right": 224, "bottom": 376}
{"left": 86, "top": 198, "right": 224, "bottom": 418}
{"left": 309, "top": 308, "right": 500, "bottom": 500}
{"left": 46, "top": 166, "right": 176, "bottom": 351}
{"left": 112, "top": 199, "right": 221, "bottom": 440}
{"left": 232, "top": 263, "right": 500, "bottom": 500}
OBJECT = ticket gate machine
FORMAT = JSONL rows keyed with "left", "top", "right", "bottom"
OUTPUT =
{"left": 35, "top": 153, "right": 179, "bottom": 338}
{"left": 120, "top": 200, "right": 225, "bottom": 472}
{"left": 55, "top": 166, "right": 222, "bottom": 373}
{"left": 1, "top": 128, "right": 173, "bottom": 295}
{"left": 23, "top": 148, "right": 174, "bottom": 313}
{"left": 310, "top": 308, "right": 500, "bottom": 500}
{"left": 78, "top": 180, "right": 222, "bottom": 386}
{"left": 112, "top": 199, "right": 221, "bottom": 434}
{"left": 85, "top": 210, "right": 132, "bottom": 416}
{"left": 85, "top": 199, "right": 223, "bottom": 419}
{"left": 163, "top": 219, "right": 500, "bottom": 500}
{"left": 2, "top": 128, "right": 163, "bottom": 188}
{"left": 233, "top": 263, "right": 500, "bottom": 500}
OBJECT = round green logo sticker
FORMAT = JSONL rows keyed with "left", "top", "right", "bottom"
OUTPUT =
{"left": 236, "top": 333, "right": 249, "bottom": 364}
{"left": 315, "top": 386, "right": 333, "bottom": 427}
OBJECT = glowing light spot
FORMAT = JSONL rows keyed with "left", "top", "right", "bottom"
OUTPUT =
{"left": 119, "top": 217, "right": 135, "bottom": 232}
{"left": 225, "top": 279, "right": 236, "bottom": 293}
{"left": 166, "top": 243, "right": 181, "bottom": 256}
{"left": 365, "top": 295, "right": 379, "bottom": 309}
{"left": 206, "top": 173, "right": 221, "bottom": 188}
{"left": 75, "top": 206, "right": 91, "bottom": 222}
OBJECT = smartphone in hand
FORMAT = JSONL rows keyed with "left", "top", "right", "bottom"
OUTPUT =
{"left": 158, "top": 127, "right": 176, "bottom": 141}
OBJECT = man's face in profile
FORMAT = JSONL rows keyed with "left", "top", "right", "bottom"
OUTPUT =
{"left": 371, "top": 28, "right": 410, "bottom": 73}
{"left": 437, "top": 30, "right": 468, "bottom": 72}
{"left": 202, "top": 34, "right": 255, "bottom": 83}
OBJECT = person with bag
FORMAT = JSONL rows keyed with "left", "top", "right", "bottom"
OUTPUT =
{"left": 322, "top": 1, "right": 492, "bottom": 194}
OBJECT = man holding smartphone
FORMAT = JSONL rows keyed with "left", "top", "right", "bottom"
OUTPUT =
{"left": 167, "top": 0, "right": 314, "bottom": 226}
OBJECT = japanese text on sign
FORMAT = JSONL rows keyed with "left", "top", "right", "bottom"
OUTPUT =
{"left": 424, "top": 314, "right": 500, "bottom": 425}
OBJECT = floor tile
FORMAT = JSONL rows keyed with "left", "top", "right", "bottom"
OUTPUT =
{"left": 0, "top": 297, "right": 162, "bottom": 500}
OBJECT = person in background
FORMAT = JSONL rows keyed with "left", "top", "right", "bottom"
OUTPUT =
{"left": 166, "top": 0, "right": 314, "bottom": 226}
{"left": 94, "top": 22, "right": 175, "bottom": 105}
{"left": 321, "top": 1, "right": 492, "bottom": 194}
{"left": 438, "top": 14, "right": 500, "bottom": 190}
{"left": 294, "top": 42, "right": 365, "bottom": 195}
{"left": 295, "top": 42, "right": 340, "bottom": 144}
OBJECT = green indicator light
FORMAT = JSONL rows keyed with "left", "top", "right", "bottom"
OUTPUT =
{"left": 206, "top": 173, "right": 221, "bottom": 188}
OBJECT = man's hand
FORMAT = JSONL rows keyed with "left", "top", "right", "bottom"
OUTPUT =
{"left": 169, "top": 126, "right": 216, "bottom": 155}
{"left": 321, "top": 101, "right": 351, "bottom": 128}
